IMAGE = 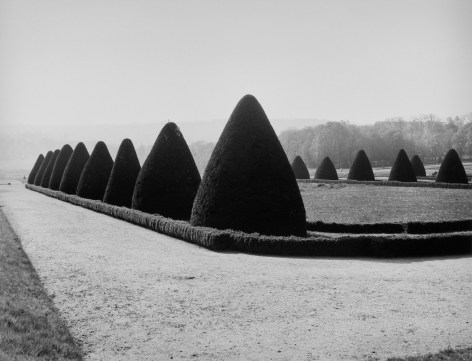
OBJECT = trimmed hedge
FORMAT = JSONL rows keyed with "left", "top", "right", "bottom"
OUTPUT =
{"left": 410, "top": 155, "right": 426, "bottom": 177}
{"left": 103, "top": 138, "right": 141, "bottom": 208}
{"left": 388, "top": 149, "right": 417, "bottom": 182}
{"left": 436, "top": 149, "right": 468, "bottom": 184}
{"left": 314, "top": 157, "right": 338, "bottom": 180}
{"left": 298, "top": 178, "right": 472, "bottom": 189}
{"left": 191, "top": 94, "right": 307, "bottom": 237}
{"left": 76, "top": 141, "right": 114, "bottom": 200}
{"left": 34, "top": 151, "right": 53, "bottom": 186}
{"left": 27, "top": 154, "right": 44, "bottom": 184}
{"left": 49, "top": 144, "right": 73, "bottom": 190}
{"left": 132, "top": 123, "right": 201, "bottom": 220}
{"left": 291, "top": 156, "right": 310, "bottom": 179}
{"left": 59, "top": 143, "right": 90, "bottom": 195}
{"left": 347, "top": 150, "right": 375, "bottom": 181}
{"left": 40, "top": 149, "right": 60, "bottom": 188}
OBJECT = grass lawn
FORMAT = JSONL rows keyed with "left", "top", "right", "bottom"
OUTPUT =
{"left": 388, "top": 347, "right": 472, "bottom": 361}
{"left": 0, "top": 208, "right": 82, "bottom": 361}
{"left": 299, "top": 183, "right": 472, "bottom": 224}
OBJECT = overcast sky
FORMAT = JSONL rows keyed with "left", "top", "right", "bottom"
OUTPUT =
{"left": 1, "top": 0, "right": 471, "bottom": 129}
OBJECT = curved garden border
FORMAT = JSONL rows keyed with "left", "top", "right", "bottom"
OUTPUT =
{"left": 25, "top": 184, "right": 472, "bottom": 258}
{"left": 300, "top": 179, "right": 472, "bottom": 189}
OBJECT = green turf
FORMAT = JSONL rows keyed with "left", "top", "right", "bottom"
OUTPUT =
{"left": 387, "top": 347, "right": 472, "bottom": 361}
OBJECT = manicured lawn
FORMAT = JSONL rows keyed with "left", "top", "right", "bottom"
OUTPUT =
{"left": 388, "top": 347, "right": 472, "bottom": 361}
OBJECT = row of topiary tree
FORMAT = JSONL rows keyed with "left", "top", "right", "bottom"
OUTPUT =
{"left": 290, "top": 148, "right": 469, "bottom": 184}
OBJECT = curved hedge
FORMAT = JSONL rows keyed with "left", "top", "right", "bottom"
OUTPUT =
{"left": 27, "top": 154, "right": 44, "bottom": 184}
{"left": 40, "top": 149, "right": 60, "bottom": 188}
{"left": 49, "top": 144, "right": 73, "bottom": 190}
{"left": 190, "top": 94, "right": 307, "bottom": 237}
{"left": 132, "top": 123, "right": 201, "bottom": 220}
{"left": 410, "top": 155, "right": 426, "bottom": 177}
{"left": 291, "top": 156, "right": 310, "bottom": 179}
{"left": 76, "top": 141, "right": 114, "bottom": 200}
{"left": 314, "top": 157, "right": 338, "bottom": 180}
{"left": 388, "top": 149, "right": 417, "bottom": 182}
{"left": 347, "top": 150, "right": 375, "bottom": 181}
{"left": 59, "top": 143, "right": 90, "bottom": 195}
{"left": 34, "top": 151, "right": 53, "bottom": 186}
{"left": 436, "top": 149, "right": 468, "bottom": 184}
{"left": 103, "top": 138, "right": 141, "bottom": 207}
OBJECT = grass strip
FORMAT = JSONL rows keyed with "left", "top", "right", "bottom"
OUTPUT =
{"left": 299, "top": 179, "right": 472, "bottom": 189}
{"left": 387, "top": 347, "right": 472, "bottom": 361}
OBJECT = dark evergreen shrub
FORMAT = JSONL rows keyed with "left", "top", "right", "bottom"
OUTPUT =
{"left": 27, "top": 154, "right": 44, "bottom": 184}
{"left": 76, "top": 141, "right": 114, "bottom": 200}
{"left": 190, "top": 94, "right": 307, "bottom": 237}
{"left": 436, "top": 149, "right": 468, "bottom": 184}
{"left": 314, "top": 157, "right": 338, "bottom": 180}
{"left": 34, "top": 151, "right": 53, "bottom": 186}
{"left": 291, "top": 156, "right": 310, "bottom": 179}
{"left": 40, "top": 149, "right": 60, "bottom": 187}
{"left": 347, "top": 150, "right": 375, "bottom": 181}
{"left": 132, "top": 123, "right": 201, "bottom": 220}
{"left": 388, "top": 149, "right": 417, "bottom": 182}
{"left": 49, "top": 144, "right": 73, "bottom": 190}
{"left": 410, "top": 155, "right": 426, "bottom": 177}
{"left": 59, "top": 143, "right": 90, "bottom": 195}
{"left": 103, "top": 138, "right": 141, "bottom": 207}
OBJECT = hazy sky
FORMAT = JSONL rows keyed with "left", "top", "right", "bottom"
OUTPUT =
{"left": 1, "top": 0, "right": 471, "bottom": 129}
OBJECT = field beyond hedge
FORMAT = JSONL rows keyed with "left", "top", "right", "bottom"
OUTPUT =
{"left": 300, "top": 183, "right": 472, "bottom": 224}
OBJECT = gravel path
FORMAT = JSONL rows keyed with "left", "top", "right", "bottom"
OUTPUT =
{"left": 1, "top": 184, "right": 471, "bottom": 361}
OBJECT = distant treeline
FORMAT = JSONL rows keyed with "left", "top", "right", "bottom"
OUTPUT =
{"left": 279, "top": 114, "right": 472, "bottom": 168}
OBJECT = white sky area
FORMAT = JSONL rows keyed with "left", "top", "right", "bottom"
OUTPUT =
{"left": 1, "top": 0, "right": 471, "bottom": 131}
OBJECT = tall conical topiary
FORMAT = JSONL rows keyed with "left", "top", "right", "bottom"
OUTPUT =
{"left": 347, "top": 150, "right": 375, "bottom": 181}
{"left": 410, "top": 155, "right": 426, "bottom": 177}
{"left": 59, "top": 143, "right": 90, "bottom": 195}
{"left": 49, "top": 144, "right": 73, "bottom": 190}
{"left": 388, "top": 149, "right": 417, "bottom": 182}
{"left": 40, "top": 149, "right": 60, "bottom": 187}
{"left": 34, "top": 151, "right": 53, "bottom": 186}
{"left": 103, "top": 138, "right": 141, "bottom": 207}
{"left": 314, "top": 156, "right": 338, "bottom": 180}
{"left": 291, "top": 156, "right": 310, "bottom": 179}
{"left": 436, "top": 149, "right": 468, "bottom": 184}
{"left": 132, "top": 123, "right": 201, "bottom": 220}
{"left": 27, "top": 154, "right": 44, "bottom": 184}
{"left": 76, "top": 141, "right": 114, "bottom": 200}
{"left": 190, "top": 94, "right": 307, "bottom": 237}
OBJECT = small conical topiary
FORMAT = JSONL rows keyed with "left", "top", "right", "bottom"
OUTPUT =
{"left": 132, "top": 123, "right": 201, "bottom": 220}
{"left": 34, "top": 151, "right": 53, "bottom": 186}
{"left": 291, "top": 156, "right": 310, "bottom": 179}
{"left": 40, "top": 149, "right": 60, "bottom": 187}
{"left": 103, "top": 138, "right": 141, "bottom": 207}
{"left": 347, "top": 150, "right": 375, "bottom": 181}
{"left": 410, "top": 155, "right": 426, "bottom": 177}
{"left": 388, "top": 149, "right": 417, "bottom": 182}
{"left": 49, "top": 144, "right": 73, "bottom": 190}
{"left": 314, "top": 156, "right": 338, "bottom": 180}
{"left": 436, "top": 149, "right": 468, "bottom": 184}
{"left": 27, "top": 154, "right": 44, "bottom": 184}
{"left": 190, "top": 94, "right": 307, "bottom": 237}
{"left": 76, "top": 141, "right": 114, "bottom": 200}
{"left": 59, "top": 143, "right": 90, "bottom": 195}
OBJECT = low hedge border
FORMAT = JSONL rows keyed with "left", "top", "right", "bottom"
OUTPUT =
{"left": 26, "top": 184, "right": 472, "bottom": 258}
{"left": 299, "top": 179, "right": 472, "bottom": 189}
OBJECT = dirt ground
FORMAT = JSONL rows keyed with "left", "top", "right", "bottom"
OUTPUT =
{"left": 1, "top": 184, "right": 471, "bottom": 361}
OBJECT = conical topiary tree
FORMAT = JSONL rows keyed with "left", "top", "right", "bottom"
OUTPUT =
{"left": 27, "top": 154, "right": 44, "bottom": 184}
{"left": 388, "top": 149, "right": 417, "bottom": 182}
{"left": 103, "top": 138, "right": 141, "bottom": 207}
{"left": 347, "top": 150, "right": 375, "bottom": 181}
{"left": 132, "top": 123, "right": 201, "bottom": 220}
{"left": 291, "top": 156, "right": 310, "bottom": 179}
{"left": 314, "top": 156, "right": 338, "bottom": 180}
{"left": 49, "top": 144, "right": 73, "bottom": 190}
{"left": 40, "top": 149, "right": 60, "bottom": 187}
{"left": 190, "top": 94, "right": 307, "bottom": 237}
{"left": 410, "top": 155, "right": 426, "bottom": 177}
{"left": 59, "top": 143, "right": 90, "bottom": 195}
{"left": 436, "top": 149, "right": 468, "bottom": 184}
{"left": 34, "top": 151, "right": 53, "bottom": 186}
{"left": 76, "top": 141, "right": 114, "bottom": 200}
